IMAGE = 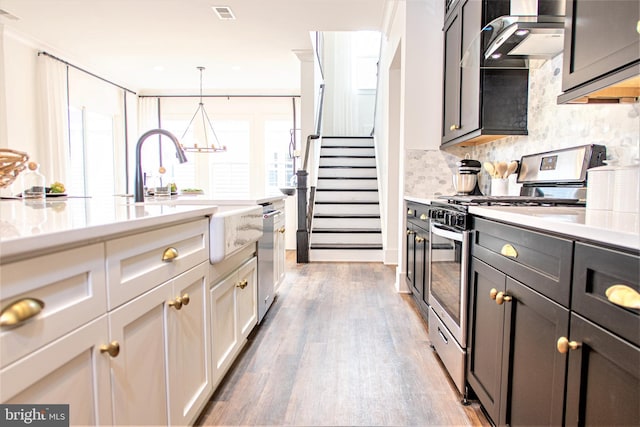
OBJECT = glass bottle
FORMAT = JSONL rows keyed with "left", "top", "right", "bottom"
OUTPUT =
{"left": 21, "top": 161, "right": 46, "bottom": 199}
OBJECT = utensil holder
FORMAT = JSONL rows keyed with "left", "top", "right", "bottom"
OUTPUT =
{"left": 490, "top": 178, "right": 508, "bottom": 196}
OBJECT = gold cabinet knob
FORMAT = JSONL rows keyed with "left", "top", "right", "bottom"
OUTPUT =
{"left": 162, "top": 247, "right": 179, "bottom": 262}
{"left": 100, "top": 341, "right": 120, "bottom": 358}
{"left": 168, "top": 297, "right": 183, "bottom": 310}
{"left": 557, "top": 336, "right": 581, "bottom": 354}
{"left": 0, "top": 298, "right": 45, "bottom": 328}
{"left": 605, "top": 284, "right": 640, "bottom": 309}
{"left": 278, "top": 227, "right": 286, "bottom": 234}
{"left": 236, "top": 279, "right": 248, "bottom": 290}
{"left": 489, "top": 288, "right": 498, "bottom": 300}
{"left": 419, "top": 213, "right": 428, "bottom": 220}
{"left": 406, "top": 229, "right": 415, "bottom": 235}
{"left": 450, "top": 124, "right": 461, "bottom": 131}
{"left": 407, "top": 209, "right": 414, "bottom": 215}
{"left": 500, "top": 244, "right": 518, "bottom": 258}
{"left": 495, "top": 291, "right": 512, "bottom": 305}
{"left": 415, "top": 236, "right": 425, "bottom": 243}
{"left": 180, "top": 293, "right": 190, "bottom": 306}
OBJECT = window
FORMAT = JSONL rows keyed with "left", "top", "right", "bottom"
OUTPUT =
{"left": 208, "top": 120, "right": 250, "bottom": 197}
{"left": 67, "top": 107, "right": 116, "bottom": 197}
{"left": 264, "top": 120, "right": 294, "bottom": 194}
{"left": 352, "top": 31, "right": 381, "bottom": 91}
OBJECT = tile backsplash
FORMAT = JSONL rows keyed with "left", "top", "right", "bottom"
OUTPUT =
{"left": 405, "top": 55, "right": 640, "bottom": 198}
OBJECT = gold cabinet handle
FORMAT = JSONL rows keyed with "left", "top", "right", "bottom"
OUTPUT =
{"left": 236, "top": 279, "right": 248, "bottom": 290}
{"left": 278, "top": 227, "right": 286, "bottom": 234}
{"left": 489, "top": 288, "right": 498, "bottom": 300}
{"left": 180, "top": 293, "right": 190, "bottom": 306}
{"left": 500, "top": 244, "right": 518, "bottom": 258}
{"left": 0, "top": 298, "right": 45, "bottom": 328}
{"left": 495, "top": 291, "right": 512, "bottom": 305}
{"left": 100, "top": 341, "right": 120, "bottom": 358}
{"left": 406, "top": 229, "right": 415, "bottom": 235}
{"left": 419, "top": 213, "right": 428, "bottom": 220}
{"left": 415, "top": 236, "right": 425, "bottom": 243}
{"left": 557, "top": 336, "right": 581, "bottom": 354}
{"left": 168, "top": 297, "right": 183, "bottom": 310}
{"left": 407, "top": 209, "right": 414, "bottom": 215}
{"left": 450, "top": 124, "right": 461, "bottom": 131}
{"left": 162, "top": 247, "right": 179, "bottom": 262}
{"left": 605, "top": 284, "right": 640, "bottom": 310}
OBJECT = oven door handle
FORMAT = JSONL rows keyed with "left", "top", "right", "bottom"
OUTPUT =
{"left": 431, "top": 222, "right": 463, "bottom": 242}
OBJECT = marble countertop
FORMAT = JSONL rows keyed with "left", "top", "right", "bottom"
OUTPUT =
{"left": 0, "top": 197, "right": 219, "bottom": 261}
{"left": 404, "top": 196, "right": 639, "bottom": 251}
{"left": 174, "top": 193, "right": 286, "bottom": 206}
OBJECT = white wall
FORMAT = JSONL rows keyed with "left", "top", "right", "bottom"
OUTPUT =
{"left": 375, "top": 0, "right": 444, "bottom": 289}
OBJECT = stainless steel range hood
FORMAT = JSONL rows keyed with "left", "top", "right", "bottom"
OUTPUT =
{"left": 462, "top": 0, "right": 566, "bottom": 69}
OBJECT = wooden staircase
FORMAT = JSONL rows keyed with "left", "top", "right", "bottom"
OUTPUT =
{"left": 309, "top": 136, "right": 383, "bottom": 262}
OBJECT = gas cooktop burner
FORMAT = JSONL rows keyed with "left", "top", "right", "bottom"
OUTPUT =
{"left": 437, "top": 195, "right": 585, "bottom": 207}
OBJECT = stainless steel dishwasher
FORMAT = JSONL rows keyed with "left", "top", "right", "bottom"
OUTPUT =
{"left": 257, "top": 205, "right": 281, "bottom": 323}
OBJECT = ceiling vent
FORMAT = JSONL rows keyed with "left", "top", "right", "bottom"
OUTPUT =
{"left": 212, "top": 6, "right": 236, "bottom": 20}
{"left": 0, "top": 8, "right": 20, "bottom": 20}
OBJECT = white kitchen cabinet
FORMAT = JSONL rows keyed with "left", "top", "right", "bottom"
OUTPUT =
{"left": 210, "top": 256, "right": 257, "bottom": 387}
{"left": 0, "top": 243, "right": 107, "bottom": 368}
{"left": 109, "top": 261, "right": 211, "bottom": 427}
{"left": 273, "top": 209, "right": 286, "bottom": 293}
{"left": 0, "top": 316, "right": 114, "bottom": 426}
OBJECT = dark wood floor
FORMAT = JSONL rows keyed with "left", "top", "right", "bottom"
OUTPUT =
{"left": 196, "top": 252, "right": 490, "bottom": 426}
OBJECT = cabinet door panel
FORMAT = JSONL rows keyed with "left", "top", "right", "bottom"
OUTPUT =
{"left": 565, "top": 314, "right": 640, "bottom": 426}
{"left": 211, "top": 274, "right": 238, "bottom": 383}
{"left": 501, "top": 278, "right": 569, "bottom": 426}
{"left": 442, "top": 11, "right": 461, "bottom": 142}
{"left": 459, "top": 0, "right": 481, "bottom": 136}
{"left": 466, "top": 258, "right": 505, "bottom": 423}
{"left": 108, "top": 282, "right": 172, "bottom": 426}
{"left": 414, "top": 225, "right": 428, "bottom": 303}
{"left": 406, "top": 225, "right": 416, "bottom": 289}
{"left": 168, "top": 262, "right": 211, "bottom": 426}
{"left": 562, "top": 0, "right": 640, "bottom": 92}
{"left": 0, "top": 316, "right": 113, "bottom": 426}
{"left": 237, "top": 258, "right": 258, "bottom": 340}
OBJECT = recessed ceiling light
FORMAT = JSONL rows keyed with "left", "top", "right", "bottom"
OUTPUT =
{"left": 212, "top": 6, "right": 236, "bottom": 20}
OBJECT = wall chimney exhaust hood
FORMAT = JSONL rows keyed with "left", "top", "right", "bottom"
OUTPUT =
{"left": 462, "top": 0, "right": 566, "bottom": 69}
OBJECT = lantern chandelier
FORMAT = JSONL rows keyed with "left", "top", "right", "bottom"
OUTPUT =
{"left": 180, "top": 66, "right": 227, "bottom": 153}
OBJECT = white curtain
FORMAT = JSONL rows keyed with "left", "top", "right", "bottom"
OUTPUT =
{"left": 36, "top": 55, "right": 69, "bottom": 184}
{"left": 323, "top": 32, "right": 357, "bottom": 136}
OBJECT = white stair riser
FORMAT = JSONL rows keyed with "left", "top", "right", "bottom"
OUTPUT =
{"left": 321, "top": 138, "right": 374, "bottom": 147}
{"left": 312, "top": 217, "right": 381, "bottom": 228}
{"left": 310, "top": 233, "right": 382, "bottom": 245}
{"left": 309, "top": 249, "right": 383, "bottom": 262}
{"left": 317, "top": 179, "right": 378, "bottom": 190}
{"left": 321, "top": 147, "right": 375, "bottom": 157}
{"left": 319, "top": 157, "right": 376, "bottom": 167}
{"left": 318, "top": 168, "right": 377, "bottom": 178}
{"left": 314, "top": 203, "right": 380, "bottom": 215}
{"left": 315, "top": 191, "right": 379, "bottom": 202}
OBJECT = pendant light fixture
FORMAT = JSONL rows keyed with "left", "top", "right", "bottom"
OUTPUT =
{"left": 180, "top": 66, "right": 226, "bottom": 153}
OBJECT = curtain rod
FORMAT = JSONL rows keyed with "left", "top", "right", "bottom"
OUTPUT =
{"left": 139, "top": 94, "right": 300, "bottom": 98}
{"left": 38, "top": 51, "right": 137, "bottom": 95}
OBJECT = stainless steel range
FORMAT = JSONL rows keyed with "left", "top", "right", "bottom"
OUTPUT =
{"left": 427, "top": 144, "right": 605, "bottom": 400}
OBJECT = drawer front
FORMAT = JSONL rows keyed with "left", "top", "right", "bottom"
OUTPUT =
{"left": 472, "top": 218, "right": 573, "bottom": 307}
{"left": 407, "top": 202, "right": 430, "bottom": 223}
{"left": 0, "top": 244, "right": 107, "bottom": 368}
{"left": 572, "top": 242, "right": 639, "bottom": 346}
{"left": 106, "top": 218, "right": 208, "bottom": 309}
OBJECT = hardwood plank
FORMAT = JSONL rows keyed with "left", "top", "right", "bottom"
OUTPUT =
{"left": 196, "top": 252, "right": 490, "bottom": 426}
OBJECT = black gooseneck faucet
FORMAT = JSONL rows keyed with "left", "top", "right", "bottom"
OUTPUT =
{"left": 134, "top": 129, "right": 188, "bottom": 203}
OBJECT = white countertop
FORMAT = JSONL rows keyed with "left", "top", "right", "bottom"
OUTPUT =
{"left": 470, "top": 206, "right": 639, "bottom": 251}
{"left": 405, "top": 196, "right": 640, "bottom": 251}
{"left": 0, "top": 198, "right": 219, "bottom": 260}
{"left": 175, "top": 193, "right": 286, "bottom": 205}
